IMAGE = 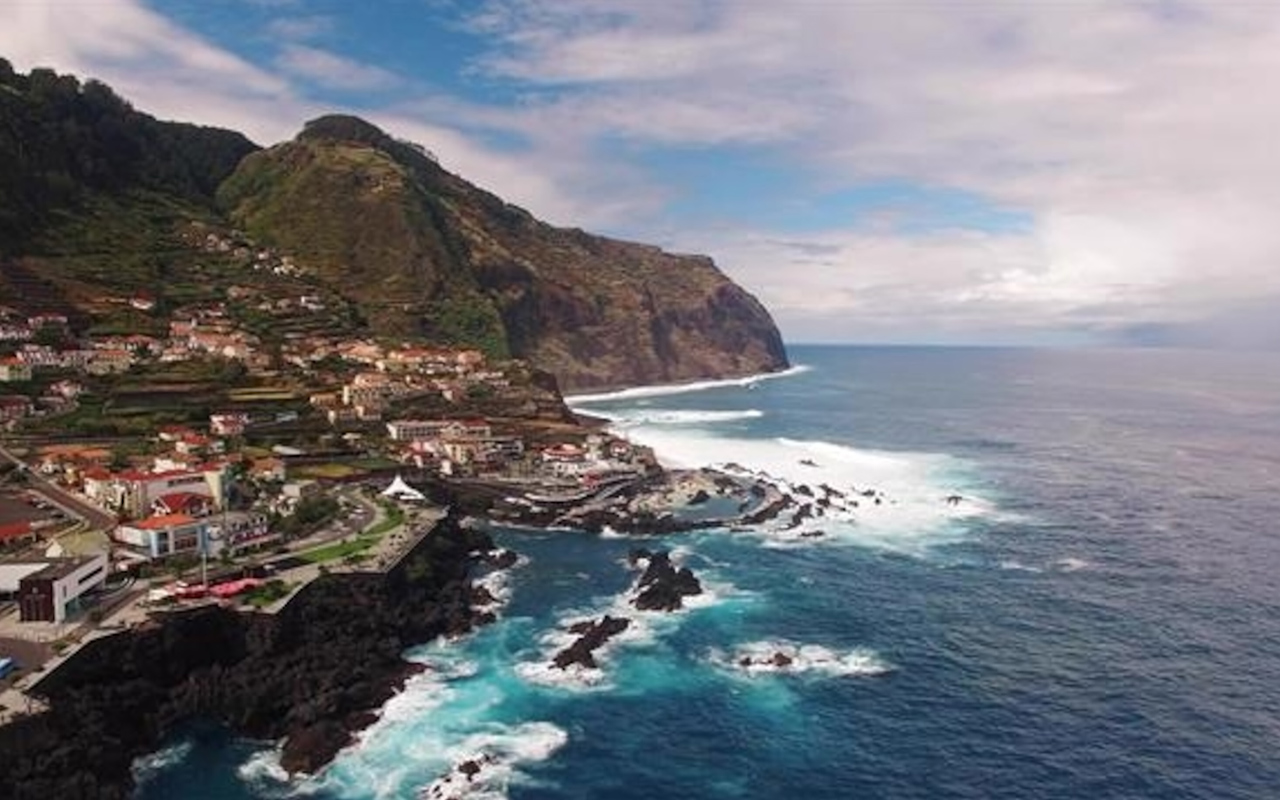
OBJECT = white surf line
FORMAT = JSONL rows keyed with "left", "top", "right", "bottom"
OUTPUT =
{"left": 566, "top": 364, "right": 810, "bottom": 405}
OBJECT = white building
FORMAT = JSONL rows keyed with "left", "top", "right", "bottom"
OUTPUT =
{"left": 0, "top": 554, "right": 109, "bottom": 623}
{"left": 113, "top": 514, "right": 209, "bottom": 560}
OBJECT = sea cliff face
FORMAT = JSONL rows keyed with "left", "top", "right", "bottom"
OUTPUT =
{"left": 218, "top": 115, "right": 790, "bottom": 391}
{"left": 0, "top": 511, "right": 494, "bottom": 800}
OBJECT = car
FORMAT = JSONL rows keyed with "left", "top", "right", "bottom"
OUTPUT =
{"left": 0, "top": 656, "right": 17, "bottom": 680}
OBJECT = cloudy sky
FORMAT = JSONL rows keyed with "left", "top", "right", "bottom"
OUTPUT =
{"left": 4, "top": 0, "right": 1280, "bottom": 347}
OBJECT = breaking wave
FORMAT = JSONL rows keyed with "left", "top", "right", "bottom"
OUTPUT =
{"left": 708, "top": 640, "right": 893, "bottom": 678}
{"left": 595, "top": 408, "right": 765, "bottom": 426}
{"left": 566, "top": 365, "right": 810, "bottom": 404}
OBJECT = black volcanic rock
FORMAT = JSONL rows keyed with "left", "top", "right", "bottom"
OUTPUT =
{"left": 552, "top": 615, "right": 631, "bottom": 670}
{"left": 632, "top": 550, "right": 703, "bottom": 611}
{"left": 0, "top": 511, "right": 497, "bottom": 799}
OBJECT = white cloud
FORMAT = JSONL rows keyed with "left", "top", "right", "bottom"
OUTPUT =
{"left": 7, "top": 0, "right": 1280, "bottom": 344}
{"left": 275, "top": 44, "right": 400, "bottom": 91}
{"left": 266, "top": 15, "right": 333, "bottom": 41}
{"left": 457, "top": 0, "right": 1280, "bottom": 343}
{"left": 0, "top": 0, "right": 299, "bottom": 143}
{"left": 0, "top": 0, "right": 603, "bottom": 224}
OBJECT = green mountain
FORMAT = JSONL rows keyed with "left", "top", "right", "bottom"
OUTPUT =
{"left": 0, "top": 62, "right": 788, "bottom": 391}
{"left": 0, "top": 57, "right": 255, "bottom": 252}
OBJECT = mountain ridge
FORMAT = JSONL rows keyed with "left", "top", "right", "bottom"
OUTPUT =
{"left": 0, "top": 64, "right": 789, "bottom": 392}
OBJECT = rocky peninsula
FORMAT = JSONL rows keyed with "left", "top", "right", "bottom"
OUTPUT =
{"left": 0, "top": 510, "right": 502, "bottom": 800}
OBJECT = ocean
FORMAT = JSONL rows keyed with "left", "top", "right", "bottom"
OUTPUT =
{"left": 134, "top": 345, "right": 1280, "bottom": 799}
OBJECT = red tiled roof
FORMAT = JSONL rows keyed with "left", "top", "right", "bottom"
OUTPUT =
{"left": 130, "top": 513, "right": 198, "bottom": 530}
{"left": 153, "top": 492, "right": 209, "bottom": 513}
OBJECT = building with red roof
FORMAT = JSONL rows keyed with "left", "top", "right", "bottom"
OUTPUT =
{"left": 151, "top": 492, "right": 212, "bottom": 518}
{"left": 113, "top": 513, "right": 208, "bottom": 560}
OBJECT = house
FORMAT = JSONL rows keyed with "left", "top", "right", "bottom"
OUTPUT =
{"left": 386, "top": 419, "right": 451, "bottom": 442}
{"left": 281, "top": 480, "right": 320, "bottom": 504}
{"left": 309, "top": 391, "right": 341, "bottom": 409}
{"left": 541, "top": 443, "right": 589, "bottom": 477}
{"left": 206, "top": 511, "right": 275, "bottom": 555}
{"left": 16, "top": 345, "right": 60, "bottom": 369}
{"left": 113, "top": 514, "right": 208, "bottom": 560}
{"left": 49, "top": 379, "right": 83, "bottom": 399}
{"left": 326, "top": 407, "right": 358, "bottom": 425}
{"left": 26, "top": 313, "right": 68, "bottom": 329}
{"left": 454, "top": 349, "right": 485, "bottom": 369}
{"left": 170, "top": 319, "right": 197, "bottom": 338}
{"left": 157, "top": 425, "right": 196, "bottom": 443}
{"left": 88, "top": 464, "right": 227, "bottom": 519}
{"left": 0, "top": 324, "right": 32, "bottom": 342}
{"left": 482, "top": 436, "right": 525, "bottom": 461}
{"left": 175, "top": 432, "right": 223, "bottom": 457}
{"left": 249, "top": 456, "right": 286, "bottom": 482}
{"left": 130, "top": 293, "right": 157, "bottom": 311}
{"left": 453, "top": 419, "right": 493, "bottom": 439}
{"left": 0, "top": 395, "right": 32, "bottom": 422}
{"left": 210, "top": 412, "right": 250, "bottom": 437}
{"left": 86, "top": 349, "right": 134, "bottom": 375}
{"left": 0, "top": 358, "right": 32, "bottom": 382}
{"left": 151, "top": 491, "right": 213, "bottom": 517}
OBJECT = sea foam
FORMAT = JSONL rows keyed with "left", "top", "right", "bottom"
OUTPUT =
{"left": 514, "top": 549, "right": 750, "bottom": 691}
{"left": 131, "top": 740, "right": 194, "bottom": 787}
{"left": 316, "top": 634, "right": 567, "bottom": 800}
{"left": 709, "top": 640, "right": 893, "bottom": 678}
{"left": 608, "top": 421, "right": 991, "bottom": 554}
{"left": 566, "top": 365, "right": 810, "bottom": 404}
{"left": 598, "top": 408, "right": 765, "bottom": 426}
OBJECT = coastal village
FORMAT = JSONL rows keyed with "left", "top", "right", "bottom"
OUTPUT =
{"left": 0, "top": 235, "right": 671, "bottom": 720}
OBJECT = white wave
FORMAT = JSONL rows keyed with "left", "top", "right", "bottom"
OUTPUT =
{"left": 1052, "top": 557, "right": 1092, "bottom": 572}
{"left": 616, "top": 425, "right": 991, "bottom": 554}
{"left": 474, "top": 569, "right": 513, "bottom": 611}
{"left": 416, "top": 722, "right": 568, "bottom": 800}
{"left": 595, "top": 408, "right": 765, "bottom": 426}
{"left": 318, "top": 635, "right": 566, "bottom": 800}
{"left": 515, "top": 550, "right": 749, "bottom": 690}
{"left": 998, "top": 559, "right": 1044, "bottom": 573}
{"left": 131, "top": 739, "right": 194, "bottom": 785}
{"left": 567, "top": 365, "right": 809, "bottom": 404}
{"left": 514, "top": 659, "right": 611, "bottom": 690}
{"left": 709, "top": 640, "right": 892, "bottom": 678}
{"left": 235, "top": 748, "right": 293, "bottom": 789}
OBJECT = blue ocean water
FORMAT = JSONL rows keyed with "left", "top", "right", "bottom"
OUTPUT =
{"left": 135, "top": 346, "right": 1280, "bottom": 800}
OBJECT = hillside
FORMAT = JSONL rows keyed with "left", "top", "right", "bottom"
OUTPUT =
{"left": 219, "top": 115, "right": 788, "bottom": 390}
{"left": 0, "top": 63, "right": 788, "bottom": 391}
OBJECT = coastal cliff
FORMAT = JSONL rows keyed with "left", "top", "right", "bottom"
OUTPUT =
{"left": 0, "top": 511, "right": 495, "bottom": 800}
{"left": 0, "top": 61, "right": 789, "bottom": 391}
{"left": 218, "top": 115, "right": 789, "bottom": 391}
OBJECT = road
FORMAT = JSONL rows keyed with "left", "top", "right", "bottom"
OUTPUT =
{"left": 0, "top": 442, "right": 117, "bottom": 531}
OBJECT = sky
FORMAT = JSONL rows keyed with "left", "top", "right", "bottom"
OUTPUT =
{"left": 3, "top": 0, "right": 1280, "bottom": 347}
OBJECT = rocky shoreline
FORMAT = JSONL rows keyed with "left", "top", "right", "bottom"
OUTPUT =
{"left": 0, "top": 510, "right": 508, "bottom": 800}
{"left": 486, "top": 464, "right": 915, "bottom": 540}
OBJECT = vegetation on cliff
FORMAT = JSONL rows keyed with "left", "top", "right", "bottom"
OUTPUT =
{"left": 0, "top": 61, "right": 788, "bottom": 390}
{"left": 219, "top": 113, "right": 789, "bottom": 387}
{"left": 0, "top": 56, "right": 255, "bottom": 254}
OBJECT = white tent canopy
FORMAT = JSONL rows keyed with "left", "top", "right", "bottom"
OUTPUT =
{"left": 381, "top": 474, "right": 425, "bottom": 502}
